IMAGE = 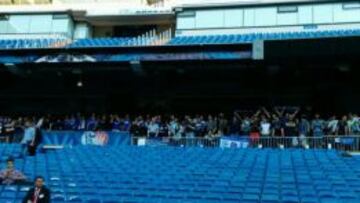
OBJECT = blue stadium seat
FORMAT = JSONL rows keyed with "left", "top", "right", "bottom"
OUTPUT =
{"left": 1, "top": 144, "right": 360, "bottom": 202}
{"left": 0, "top": 38, "right": 67, "bottom": 50}
{"left": 68, "top": 37, "right": 134, "bottom": 48}
{"left": 168, "top": 28, "right": 360, "bottom": 45}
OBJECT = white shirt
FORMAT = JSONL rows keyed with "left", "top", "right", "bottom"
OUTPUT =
{"left": 36, "top": 118, "right": 44, "bottom": 128}
{"left": 21, "top": 127, "right": 35, "bottom": 144}
{"left": 147, "top": 123, "right": 159, "bottom": 133}
{"left": 169, "top": 121, "right": 179, "bottom": 135}
{"left": 328, "top": 120, "right": 338, "bottom": 133}
{"left": 79, "top": 120, "right": 86, "bottom": 130}
{"left": 261, "top": 122, "right": 271, "bottom": 135}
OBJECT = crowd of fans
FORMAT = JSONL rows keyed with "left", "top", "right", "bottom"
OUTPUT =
{"left": 0, "top": 107, "right": 360, "bottom": 141}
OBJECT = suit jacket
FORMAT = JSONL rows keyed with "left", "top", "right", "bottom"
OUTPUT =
{"left": 22, "top": 186, "right": 50, "bottom": 203}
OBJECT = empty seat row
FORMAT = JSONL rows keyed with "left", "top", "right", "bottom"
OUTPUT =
{"left": 0, "top": 39, "right": 67, "bottom": 49}
{"left": 0, "top": 145, "right": 359, "bottom": 203}
{"left": 68, "top": 38, "right": 134, "bottom": 48}
{"left": 168, "top": 29, "right": 360, "bottom": 45}
{"left": 2, "top": 28, "right": 360, "bottom": 50}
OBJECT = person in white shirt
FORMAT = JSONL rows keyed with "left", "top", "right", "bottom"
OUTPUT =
{"left": 168, "top": 117, "right": 180, "bottom": 139}
{"left": 260, "top": 117, "right": 271, "bottom": 137}
{"left": 21, "top": 120, "right": 36, "bottom": 156}
{"left": 347, "top": 114, "right": 360, "bottom": 135}
{"left": 327, "top": 116, "right": 338, "bottom": 135}
{"left": 259, "top": 117, "right": 271, "bottom": 147}
{"left": 147, "top": 118, "right": 159, "bottom": 138}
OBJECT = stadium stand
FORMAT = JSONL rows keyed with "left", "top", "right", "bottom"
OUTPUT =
{"left": 1, "top": 0, "right": 360, "bottom": 202}
{"left": 0, "top": 146, "right": 359, "bottom": 202}
{"left": 0, "top": 29, "right": 171, "bottom": 49}
{"left": 0, "top": 37, "right": 139, "bottom": 49}
{"left": 1, "top": 28, "right": 360, "bottom": 49}
{"left": 0, "top": 38, "right": 69, "bottom": 49}
{"left": 0, "top": 144, "right": 22, "bottom": 162}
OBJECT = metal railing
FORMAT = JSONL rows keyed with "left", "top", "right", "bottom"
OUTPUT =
{"left": 1, "top": 132, "right": 359, "bottom": 152}
{"left": 130, "top": 135, "right": 360, "bottom": 151}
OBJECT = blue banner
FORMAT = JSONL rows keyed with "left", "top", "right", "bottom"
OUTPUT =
{"left": 340, "top": 137, "right": 355, "bottom": 145}
{"left": 42, "top": 131, "right": 130, "bottom": 146}
{"left": 220, "top": 136, "right": 249, "bottom": 148}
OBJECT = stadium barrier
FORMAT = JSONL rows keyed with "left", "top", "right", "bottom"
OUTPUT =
{"left": 130, "top": 135, "right": 360, "bottom": 151}
{"left": 42, "top": 131, "right": 130, "bottom": 146}
{"left": 2, "top": 132, "right": 359, "bottom": 151}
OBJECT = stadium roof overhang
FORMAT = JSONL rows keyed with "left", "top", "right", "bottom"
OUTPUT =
{"left": 1, "top": 37, "right": 360, "bottom": 65}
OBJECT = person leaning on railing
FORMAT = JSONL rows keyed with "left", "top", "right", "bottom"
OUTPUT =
{"left": 207, "top": 115, "right": 218, "bottom": 136}
{"left": 260, "top": 116, "right": 271, "bottom": 147}
{"left": 272, "top": 115, "right": 284, "bottom": 138}
{"left": 311, "top": 114, "right": 325, "bottom": 148}
{"left": 327, "top": 115, "right": 339, "bottom": 136}
{"left": 338, "top": 116, "right": 349, "bottom": 136}
{"left": 284, "top": 115, "right": 298, "bottom": 147}
{"left": 249, "top": 119, "right": 261, "bottom": 147}
{"left": 241, "top": 116, "right": 251, "bottom": 136}
{"left": 348, "top": 113, "right": 360, "bottom": 135}
{"left": 298, "top": 115, "right": 310, "bottom": 147}
{"left": 147, "top": 117, "right": 160, "bottom": 138}
{"left": 168, "top": 117, "right": 181, "bottom": 144}
{"left": 333, "top": 116, "right": 349, "bottom": 149}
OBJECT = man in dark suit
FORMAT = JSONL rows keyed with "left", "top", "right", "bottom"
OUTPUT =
{"left": 22, "top": 176, "right": 50, "bottom": 203}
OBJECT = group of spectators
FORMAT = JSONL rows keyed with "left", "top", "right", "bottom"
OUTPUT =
{"left": 0, "top": 107, "right": 360, "bottom": 141}
{"left": 1, "top": 106, "right": 358, "bottom": 202}
{"left": 129, "top": 107, "right": 360, "bottom": 144}
{"left": 0, "top": 114, "right": 131, "bottom": 135}
{"left": 0, "top": 158, "right": 50, "bottom": 202}
{"left": 1, "top": 106, "right": 360, "bottom": 202}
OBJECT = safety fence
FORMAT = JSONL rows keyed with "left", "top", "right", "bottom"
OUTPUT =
{"left": 1, "top": 131, "right": 359, "bottom": 151}
{"left": 131, "top": 135, "right": 360, "bottom": 151}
